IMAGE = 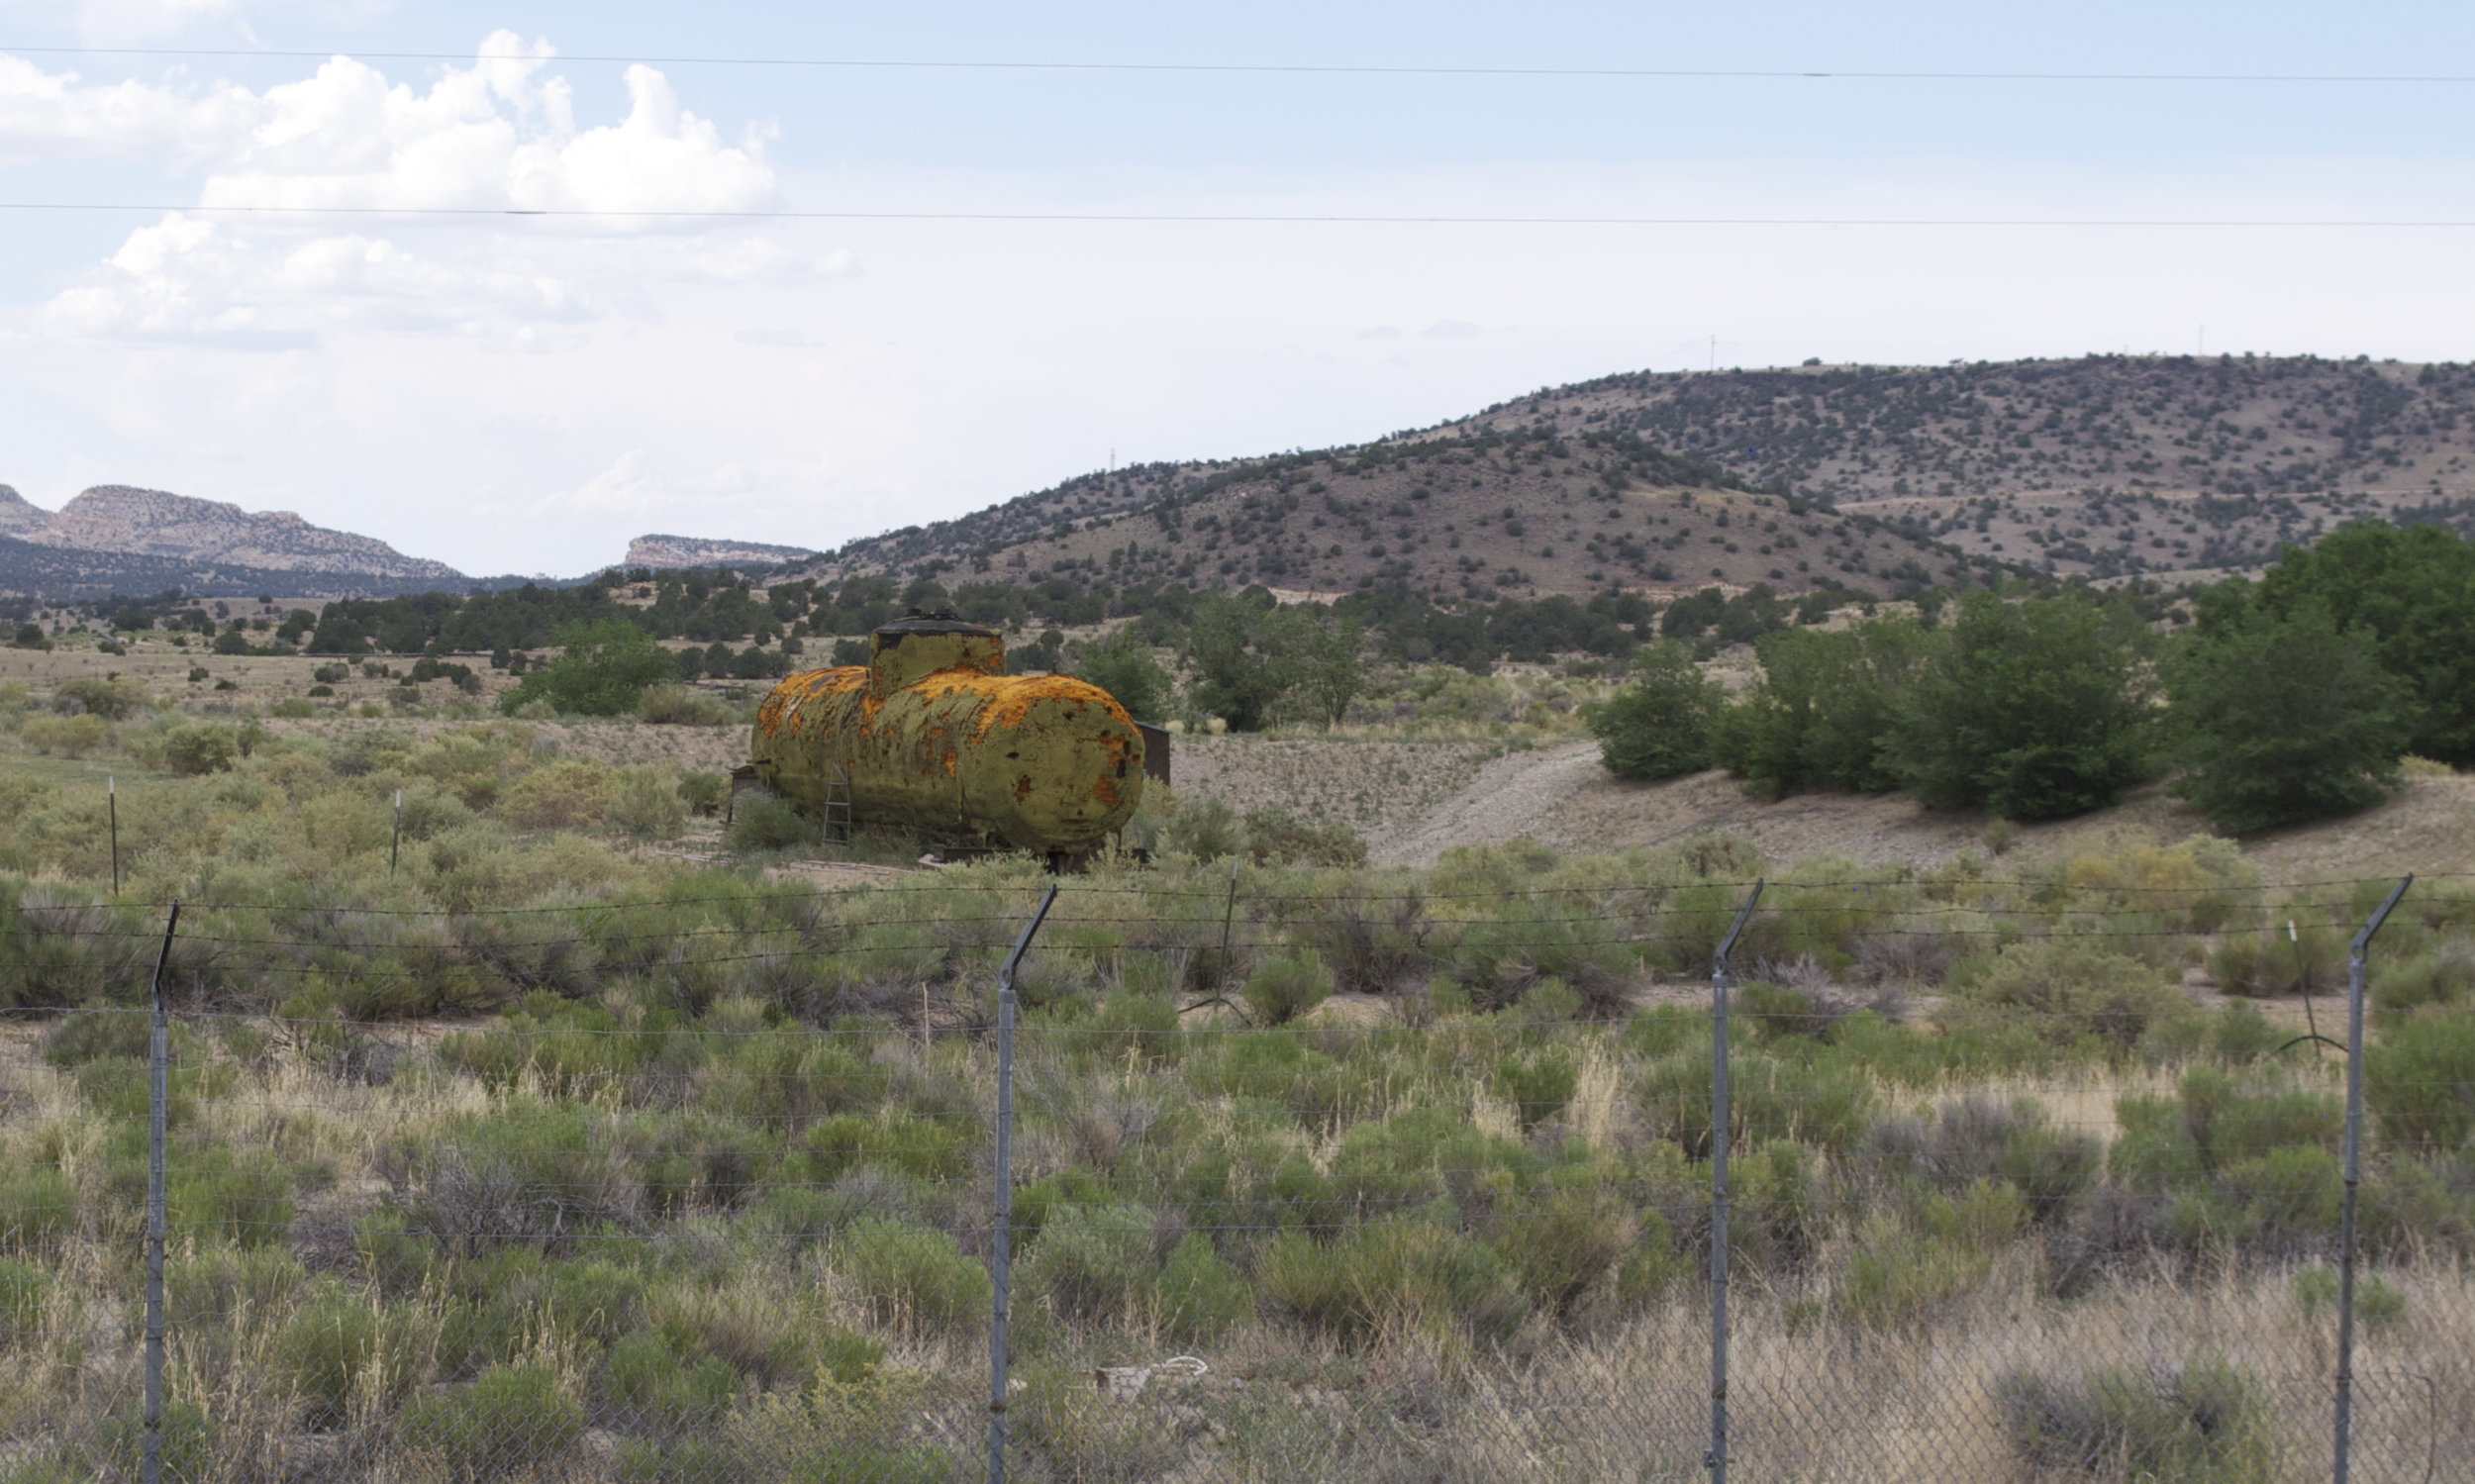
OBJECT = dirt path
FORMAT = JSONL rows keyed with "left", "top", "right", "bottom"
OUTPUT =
{"left": 1379, "top": 742, "right": 1608, "bottom": 864}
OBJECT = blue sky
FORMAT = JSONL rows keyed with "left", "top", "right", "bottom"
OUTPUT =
{"left": 3, "top": 0, "right": 2472, "bottom": 575}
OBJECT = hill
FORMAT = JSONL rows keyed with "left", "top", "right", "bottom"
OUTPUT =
{"left": 781, "top": 353, "right": 2475, "bottom": 599}
{"left": 1467, "top": 354, "right": 2475, "bottom": 580}
{"left": 788, "top": 428, "right": 2000, "bottom": 601}
{"left": 0, "top": 484, "right": 466, "bottom": 598}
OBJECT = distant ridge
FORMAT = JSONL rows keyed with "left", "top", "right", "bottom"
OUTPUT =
{"left": 0, "top": 483, "right": 466, "bottom": 598}
{"left": 625, "top": 534, "right": 819, "bottom": 570}
{"left": 0, "top": 485, "right": 44, "bottom": 540}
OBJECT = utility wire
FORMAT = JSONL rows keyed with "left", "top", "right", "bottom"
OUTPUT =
{"left": 5, "top": 203, "right": 2475, "bottom": 228}
{"left": 8, "top": 48, "right": 2475, "bottom": 85}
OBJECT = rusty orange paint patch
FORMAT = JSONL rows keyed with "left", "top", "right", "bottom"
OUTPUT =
{"left": 1092, "top": 776, "right": 1120, "bottom": 807}
{"left": 757, "top": 665, "right": 868, "bottom": 739}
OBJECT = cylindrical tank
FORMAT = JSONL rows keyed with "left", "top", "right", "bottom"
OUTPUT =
{"left": 750, "top": 615, "right": 1146, "bottom": 853}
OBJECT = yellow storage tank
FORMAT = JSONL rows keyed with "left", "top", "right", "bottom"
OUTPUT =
{"left": 750, "top": 615, "right": 1145, "bottom": 856}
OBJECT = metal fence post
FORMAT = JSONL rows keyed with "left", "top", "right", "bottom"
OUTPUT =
{"left": 389, "top": 789, "right": 403, "bottom": 876}
{"left": 2335, "top": 874, "right": 2412, "bottom": 1484}
{"left": 109, "top": 776, "right": 120, "bottom": 895}
{"left": 144, "top": 902, "right": 182, "bottom": 1484}
{"left": 989, "top": 883, "right": 1059, "bottom": 1484}
{"left": 1707, "top": 880, "right": 1763, "bottom": 1484}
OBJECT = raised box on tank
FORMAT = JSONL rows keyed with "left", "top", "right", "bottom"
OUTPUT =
{"left": 750, "top": 614, "right": 1147, "bottom": 860}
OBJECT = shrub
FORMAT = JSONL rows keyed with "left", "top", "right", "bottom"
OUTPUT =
{"left": 1838, "top": 1203, "right": 2005, "bottom": 1329}
{"left": 1635, "top": 1028, "right": 1876, "bottom": 1157}
{"left": 677, "top": 770, "right": 730, "bottom": 816}
{"left": 726, "top": 791, "right": 819, "bottom": 851}
{"left": 835, "top": 1219, "right": 990, "bottom": 1336}
{"left": 1587, "top": 641, "right": 1720, "bottom": 782}
{"left": 2370, "top": 948, "right": 2475, "bottom": 1013}
{"left": 1493, "top": 1189, "right": 1635, "bottom": 1314}
{"left": 1296, "top": 889, "right": 1431, "bottom": 995}
{"left": 275, "top": 1289, "right": 427, "bottom": 1426}
{"left": 2366, "top": 1011, "right": 2475, "bottom": 1154}
{"left": 637, "top": 684, "right": 739, "bottom": 726}
{"left": 1996, "top": 1352, "right": 2273, "bottom": 1484}
{"left": 1242, "top": 808, "right": 1368, "bottom": 868}
{"left": 1149, "top": 1232, "right": 1253, "bottom": 1341}
{"left": 608, "top": 768, "right": 690, "bottom": 840}
{"left": 52, "top": 675, "right": 147, "bottom": 721}
{"left": 99, "top": 1403, "right": 213, "bottom": 1483}
{"left": 604, "top": 1331, "right": 739, "bottom": 1431}
{"left": 397, "top": 1361, "right": 585, "bottom": 1481}
{"left": 0, "top": 1167, "right": 75, "bottom": 1257}
{"left": 2211, "top": 921, "right": 2345, "bottom": 997}
{"left": 1021, "top": 1203, "right": 1156, "bottom": 1329}
{"left": 161, "top": 724, "right": 239, "bottom": 775}
{"left": 21, "top": 713, "right": 108, "bottom": 758}
{"left": 1257, "top": 1219, "right": 1528, "bottom": 1343}
{"left": 0, "top": 1255, "right": 49, "bottom": 1335}
{"left": 498, "top": 760, "right": 616, "bottom": 830}
{"left": 1950, "top": 939, "right": 2190, "bottom": 1051}
{"left": 2290, "top": 1263, "right": 2407, "bottom": 1330}
{"left": 1862, "top": 1095, "right": 2101, "bottom": 1225}
{"left": 1155, "top": 794, "right": 1241, "bottom": 861}
{"left": 1241, "top": 950, "right": 1333, "bottom": 1025}
{"left": 500, "top": 618, "right": 676, "bottom": 717}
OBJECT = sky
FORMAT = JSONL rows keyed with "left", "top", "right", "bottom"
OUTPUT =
{"left": 4, "top": 1, "right": 2475, "bottom": 577}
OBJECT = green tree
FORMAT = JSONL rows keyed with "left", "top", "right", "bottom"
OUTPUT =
{"left": 2167, "top": 602, "right": 2413, "bottom": 833}
{"left": 1713, "top": 620, "right": 1925, "bottom": 798}
{"left": 1587, "top": 641, "right": 1722, "bottom": 782}
{"left": 1295, "top": 613, "right": 1365, "bottom": 729}
{"left": 500, "top": 618, "right": 676, "bottom": 717}
{"left": 1885, "top": 592, "right": 2156, "bottom": 820}
{"left": 2252, "top": 522, "right": 2475, "bottom": 765}
{"left": 1075, "top": 630, "right": 1173, "bottom": 721}
{"left": 1183, "top": 590, "right": 1296, "bottom": 731}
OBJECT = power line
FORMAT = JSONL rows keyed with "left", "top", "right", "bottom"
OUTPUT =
{"left": 7, "top": 46, "right": 2475, "bottom": 85}
{"left": 6, "top": 202, "right": 2475, "bottom": 228}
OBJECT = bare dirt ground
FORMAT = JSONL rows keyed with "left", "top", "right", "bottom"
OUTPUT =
{"left": 1178, "top": 736, "right": 2475, "bottom": 876}
{"left": 1165, "top": 736, "right": 1505, "bottom": 852}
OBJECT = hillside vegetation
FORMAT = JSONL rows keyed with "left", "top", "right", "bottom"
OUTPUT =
{"left": 790, "top": 430, "right": 1994, "bottom": 603}
{"left": 787, "top": 354, "right": 2475, "bottom": 601}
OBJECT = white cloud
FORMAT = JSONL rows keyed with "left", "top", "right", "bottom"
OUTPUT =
{"left": 0, "top": 52, "right": 259, "bottom": 160}
{"left": 28, "top": 35, "right": 808, "bottom": 345}
{"left": 190, "top": 38, "right": 773, "bottom": 216}
{"left": 42, "top": 211, "right": 591, "bottom": 339}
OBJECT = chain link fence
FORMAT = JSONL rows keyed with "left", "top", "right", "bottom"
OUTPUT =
{"left": 0, "top": 869, "right": 2467, "bottom": 1482}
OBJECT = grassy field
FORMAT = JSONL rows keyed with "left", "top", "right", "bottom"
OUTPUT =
{"left": 1, "top": 644, "right": 2471, "bottom": 1481}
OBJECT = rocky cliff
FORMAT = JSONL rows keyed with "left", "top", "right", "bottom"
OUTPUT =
{"left": 0, "top": 485, "right": 46, "bottom": 540}
{"left": 19, "top": 486, "right": 461, "bottom": 582}
{"left": 625, "top": 533, "right": 819, "bottom": 569}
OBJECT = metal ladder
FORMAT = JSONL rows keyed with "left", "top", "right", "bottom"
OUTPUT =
{"left": 821, "top": 764, "right": 853, "bottom": 846}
